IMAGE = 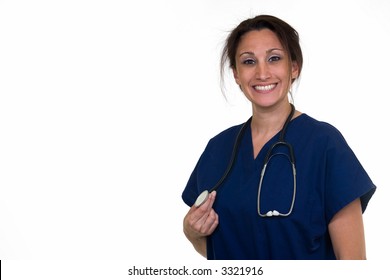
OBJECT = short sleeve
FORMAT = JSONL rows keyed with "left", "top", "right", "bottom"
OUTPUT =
{"left": 181, "top": 124, "right": 242, "bottom": 207}
{"left": 324, "top": 128, "right": 376, "bottom": 223}
{"left": 182, "top": 158, "right": 202, "bottom": 207}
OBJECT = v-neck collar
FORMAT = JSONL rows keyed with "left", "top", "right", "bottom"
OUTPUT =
{"left": 243, "top": 114, "right": 306, "bottom": 163}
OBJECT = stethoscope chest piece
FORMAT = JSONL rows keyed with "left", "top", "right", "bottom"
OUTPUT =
{"left": 194, "top": 190, "right": 209, "bottom": 207}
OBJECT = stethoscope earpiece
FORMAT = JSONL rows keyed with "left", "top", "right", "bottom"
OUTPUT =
{"left": 265, "top": 210, "right": 281, "bottom": 217}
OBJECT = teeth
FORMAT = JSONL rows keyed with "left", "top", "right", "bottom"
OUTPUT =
{"left": 254, "top": 84, "right": 276, "bottom": 91}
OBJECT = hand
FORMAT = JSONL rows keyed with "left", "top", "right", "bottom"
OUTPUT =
{"left": 183, "top": 190, "right": 219, "bottom": 240}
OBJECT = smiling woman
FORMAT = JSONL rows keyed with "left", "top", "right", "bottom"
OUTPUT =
{"left": 233, "top": 30, "right": 299, "bottom": 125}
{"left": 181, "top": 14, "right": 376, "bottom": 260}
{"left": 0, "top": 0, "right": 385, "bottom": 264}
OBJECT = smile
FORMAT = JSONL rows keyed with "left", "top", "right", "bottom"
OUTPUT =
{"left": 254, "top": 84, "right": 277, "bottom": 91}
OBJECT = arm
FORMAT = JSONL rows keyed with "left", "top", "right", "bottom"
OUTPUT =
{"left": 328, "top": 198, "right": 366, "bottom": 259}
{"left": 183, "top": 191, "right": 219, "bottom": 258}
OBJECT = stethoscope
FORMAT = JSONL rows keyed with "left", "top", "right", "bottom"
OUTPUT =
{"left": 194, "top": 104, "right": 297, "bottom": 218}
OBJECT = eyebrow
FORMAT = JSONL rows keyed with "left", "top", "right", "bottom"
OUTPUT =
{"left": 239, "top": 48, "right": 284, "bottom": 57}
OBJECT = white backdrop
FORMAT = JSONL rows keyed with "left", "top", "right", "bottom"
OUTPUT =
{"left": 0, "top": 0, "right": 389, "bottom": 261}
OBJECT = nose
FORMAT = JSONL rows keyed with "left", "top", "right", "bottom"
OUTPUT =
{"left": 255, "top": 62, "right": 271, "bottom": 80}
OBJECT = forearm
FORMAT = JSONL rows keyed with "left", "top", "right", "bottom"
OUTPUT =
{"left": 183, "top": 228, "right": 207, "bottom": 258}
{"left": 329, "top": 198, "right": 367, "bottom": 260}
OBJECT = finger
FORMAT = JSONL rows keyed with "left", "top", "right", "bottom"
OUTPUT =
{"left": 189, "top": 190, "right": 216, "bottom": 213}
{"left": 184, "top": 191, "right": 218, "bottom": 235}
{"left": 208, "top": 212, "right": 219, "bottom": 234}
{"left": 199, "top": 190, "right": 216, "bottom": 211}
{"left": 189, "top": 191, "right": 217, "bottom": 221}
{"left": 187, "top": 208, "right": 219, "bottom": 237}
{"left": 199, "top": 210, "right": 219, "bottom": 236}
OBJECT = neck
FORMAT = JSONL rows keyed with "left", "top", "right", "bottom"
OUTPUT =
{"left": 251, "top": 103, "right": 294, "bottom": 136}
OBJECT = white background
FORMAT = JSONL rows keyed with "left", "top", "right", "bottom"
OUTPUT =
{"left": 0, "top": 0, "right": 389, "bottom": 262}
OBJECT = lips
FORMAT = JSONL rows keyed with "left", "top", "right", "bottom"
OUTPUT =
{"left": 253, "top": 83, "right": 277, "bottom": 92}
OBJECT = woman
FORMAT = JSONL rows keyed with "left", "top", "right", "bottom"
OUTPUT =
{"left": 182, "top": 15, "right": 376, "bottom": 260}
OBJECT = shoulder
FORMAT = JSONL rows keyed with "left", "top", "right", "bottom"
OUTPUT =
{"left": 206, "top": 121, "right": 247, "bottom": 147}
{"left": 296, "top": 114, "right": 346, "bottom": 143}
{"left": 197, "top": 120, "right": 248, "bottom": 164}
{"left": 298, "top": 114, "right": 340, "bottom": 133}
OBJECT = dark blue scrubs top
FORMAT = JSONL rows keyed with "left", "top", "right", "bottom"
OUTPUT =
{"left": 182, "top": 114, "right": 376, "bottom": 260}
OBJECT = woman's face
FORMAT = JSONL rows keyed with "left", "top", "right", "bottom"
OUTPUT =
{"left": 233, "top": 29, "right": 298, "bottom": 110}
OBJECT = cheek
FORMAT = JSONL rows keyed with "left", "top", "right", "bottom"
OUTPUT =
{"left": 234, "top": 68, "right": 253, "bottom": 83}
{"left": 234, "top": 72, "right": 247, "bottom": 86}
{"left": 274, "top": 66, "right": 292, "bottom": 82}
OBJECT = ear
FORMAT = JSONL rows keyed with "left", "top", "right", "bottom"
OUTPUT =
{"left": 233, "top": 68, "right": 241, "bottom": 85}
{"left": 291, "top": 61, "right": 299, "bottom": 80}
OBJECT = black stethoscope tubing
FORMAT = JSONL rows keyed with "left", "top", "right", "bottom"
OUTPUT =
{"left": 257, "top": 104, "right": 296, "bottom": 217}
{"left": 194, "top": 104, "right": 296, "bottom": 214}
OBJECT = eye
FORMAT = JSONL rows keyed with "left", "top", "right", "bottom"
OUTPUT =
{"left": 242, "top": 58, "right": 256, "bottom": 65}
{"left": 268, "top": 55, "right": 281, "bottom": 62}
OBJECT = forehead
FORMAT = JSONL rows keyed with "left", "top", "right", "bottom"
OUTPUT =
{"left": 237, "top": 29, "right": 283, "bottom": 54}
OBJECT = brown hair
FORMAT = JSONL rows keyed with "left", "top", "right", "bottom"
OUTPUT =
{"left": 220, "top": 15, "right": 303, "bottom": 88}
